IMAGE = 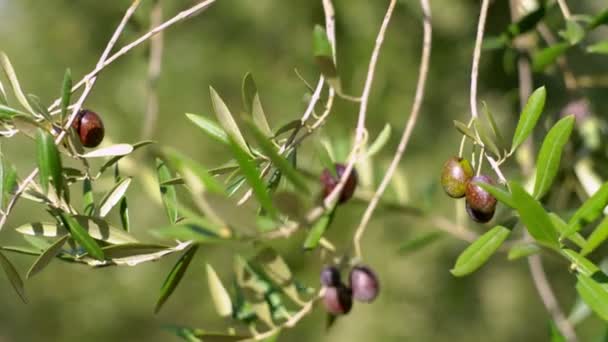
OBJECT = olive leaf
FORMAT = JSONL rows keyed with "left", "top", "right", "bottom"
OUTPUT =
{"left": 209, "top": 86, "right": 249, "bottom": 154}
{"left": 511, "top": 86, "right": 546, "bottom": 152}
{"left": 0, "top": 52, "right": 36, "bottom": 115}
{"left": 98, "top": 177, "right": 132, "bottom": 218}
{"left": 206, "top": 263, "right": 233, "bottom": 317}
{"left": 451, "top": 225, "right": 510, "bottom": 277}
{"left": 60, "top": 213, "right": 104, "bottom": 260}
{"left": 36, "top": 128, "right": 63, "bottom": 197}
{"left": 157, "top": 158, "right": 179, "bottom": 224}
{"left": 26, "top": 234, "right": 69, "bottom": 279}
{"left": 155, "top": 245, "right": 199, "bottom": 313}
{"left": 60, "top": 68, "right": 72, "bottom": 122}
{"left": 0, "top": 250, "right": 27, "bottom": 303}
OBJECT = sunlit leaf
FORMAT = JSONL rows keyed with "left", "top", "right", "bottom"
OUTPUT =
{"left": 206, "top": 263, "right": 233, "bottom": 317}
{"left": 576, "top": 272, "right": 608, "bottom": 322}
{"left": 510, "top": 181, "right": 559, "bottom": 248}
{"left": 26, "top": 234, "right": 69, "bottom": 279}
{"left": 252, "top": 94, "right": 272, "bottom": 137}
{"left": 0, "top": 250, "right": 26, "bottom": 303}
{"left": 581, "top": 216, "right": 608, "bottom": 256}
{"left": 36, "top": 128, "right": 62, "bottom": 197}
{"left": 451, "top": 225, "right": 510, "bottom": 277}
{"left": 16, "top": 218, "right": 138, "bottom": 245}
{"left": 60, "top": 213, "right": 104, "bottom": 260}
{"left": 587, "top": 41, "right": 608, "bottom": 55}
{"left": 185, "top": 113, "right": 229, "bottom": 145}
{"left": 209, "top": 86, "right": 249, "bottom": 154}
{"left": 0, "top": 52, "right": 36, "bottom": 115}
{"left": 80, "top": 144, "right": 133, "bottom": 158}
{"left": 155, "top": 245, "right": 198, "bottom": 313}
{"left": 98, "top": 177, "right": 132, "bottom": 218}
{"left": 563, "top": 182, "right": 608, "bottom": 239}
{"left": 512, "top": 86, "right": 546, "bottom": 152}
{"left": 533, "top": 115, "right": 574, "bottom": 199}
{"left": 97, "top": 140, "right": 155, "bottom": 175}
{"left": 241, "top": 71, "right": 257, "bottom": 114}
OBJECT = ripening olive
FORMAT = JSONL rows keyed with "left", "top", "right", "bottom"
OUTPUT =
{"left": 73, "top": 109, "right": 105, "bottom": 148}
{"left": 320, "top": 163, "right": 358, "bottom": 204}
{"left": 322, "top": 285, "right": 353, "bottom": 315}
{"left": 441, "top": 157, "right": 473, "bottom": 198}
{"left": 465, "top": 200, "right": 494, "bottom": 223}
{"left": 320, "top": 266, "right": 342, "bottom": 287}
{"left": 349, "top": 265, "right": 379, "bottom": 303}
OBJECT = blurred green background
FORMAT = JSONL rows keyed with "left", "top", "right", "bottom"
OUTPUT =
{"left": 0, "top": 0, "right": 608, "bottom": 341}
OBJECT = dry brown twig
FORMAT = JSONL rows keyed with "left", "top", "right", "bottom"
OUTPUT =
{"left": 352, "top": 0, "right": 432, "bottom": 258}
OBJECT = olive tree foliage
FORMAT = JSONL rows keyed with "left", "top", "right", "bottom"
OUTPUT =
{"left": 0, "top": 0, "right": 607, "bottom": 341}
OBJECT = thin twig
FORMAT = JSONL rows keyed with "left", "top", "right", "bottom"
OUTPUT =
{"left": 0, "top": 0, "right": 143, "bottom": 229}
{"left": 47, "top": 0, "right": 217, "bottom": 114}
{"left": 321, "top": 0, "right": 397, "bottom": 210}
{"left": 528, "top": 254, "right": 578, "bottom": 342}
{"left": 556, "top": 0, "right": 572, "bottom": 20}
{"left": 352, "top": 0, "right": 432, "bottom": 258}
{"left": 469, "top": 0, "right": 490, "bottom": 119}
{"left": 142, "top": 0, "right": 164, "bottom": 139}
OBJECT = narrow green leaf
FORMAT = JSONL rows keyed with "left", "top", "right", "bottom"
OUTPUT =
{"left": 155, "top": 245, "right": 198, "bottom": 313}
{"left": 116, "top": 164, "right": 130, "bottom": 232}
{"left": 246, "top": 121, "right": 309, "bottom": 194}
{"left": 2, "top": 160, "right": 16, "bottom": 209}
{"left": 559, "top": 20, "right": 585, "bottom": 45}
{"left": 587, "top": 41, "right": 608, "bottom": 55}
{"left": 96, "top": 140, "right": 154, "bottom": 175}
{"left": 510, "top": 181, "right": 559, "bottom": 247}
{"left": 59, "top": 213, "right": 104, "bottom": 260}
{"left": 209, "top": 86, "right": 249, "bottom": 154}
{"left": 233, "top": 255, "right": 275, "bottom": 327}
{"left": 206, "top": 263, "right": 233, "bottom": 317}
{"left": 0, "top": 52, "right": 36, "bottom": 115}
{"left": 0, "top": 104, "right": 25, "bottom": 117}
{"left": 252, "top": 94, "right": 272, "bottom": 137}
{"left": 505, "top": 6, "right": 546, "bottom": 38}
{"left": 26, "top": 234, "right": 69, "bottom": 279}
{"left": 316, "top": 141, "right": 335, "bottom": 177}
{"left": 303, "top": 206, "right": 336, "bottom": 250}
{"left": 161, "top": 147, "right": 224, "bottom": 195}
{"left": 83, "top": 177, "right": 95, "bottom": 216}
{"left": 507, "top": 243, "right": 541, "bottom": 260}
{"left": 273, "top": 119, "right": 301, "bottom": 138}
{"left": 582, "top": 216, "right": 608, "bottom": 256}
{"left": 548, "top": 212, "right": 585, "bottom": 248}
{"left": 0, "top": 250, "right": 26, "bottom": 303}
{"left": 60, "top": 68, "right": 72, "bottom": 123}
{"left": 576, "top": 272, "right": 608, "bottom": 322}
{"left": 26, "top": 94, "right": 52, "bottom": 121}
{"left": 474, "top": 120, "right": 501, "bottom": 157}
{"left": 397, "top": 231, "right": 443, "bottom": 255}
{"left": 450, "top": 225, "right": 510, "bottom": 276}
{"left": 474, "top": 182, "right": 515, "bottom": 208}
{"left": 365, "top": 124, "right": 391, "bottom": 158}
{"left": 241, "top": 72, "right": 257, "bottom": 114}
{"left": 589, "top": 9, "right": 608, "bottom": 30}
{"left": 16, "top": 218, "right": 138, "bottom": 245}
{"left": 98, "top": 177, "right": 132, "bottom": 218}
{"left": 228, "top": 137, "right": 278, "bottom": 218}
{"left": 36, "top": 128, "right": 62, "bottom": 196}
{"left": 512, "top": 86, "right": 546, "bottom": 151}
{"left": 157, "top": 159, "right": 178, "bottom": 224}
{"left": 563, "top": 182, "right": 608, "bottom": 239}
{"left": 533, "top": 115, "right": 575, "bottom": 199}
{"left": 481, "top": 102, "right": 504, "bottom": 149}
{"left": 561, "top": 249, "right": 599, "bottom": 277}
{"left": 453, "top": 120, "right": 480, "bottom": 144}
{"left": 0, "top": 77, "right": 6, "bottom": 105}
{"left": 254, "top": 248, "right": 305, "bottom": 305}
{"left": 532, "top": 43, "right": 570, "bottom": 72}
{"left": 80, "top": 144, "right": 133, "bottom": 158}
{"left": 185, "top": 113, "right": 229, "bottom": 145}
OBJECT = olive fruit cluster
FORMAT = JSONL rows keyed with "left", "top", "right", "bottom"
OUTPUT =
{"left": 320, "top": 264, "right": 379, "bottom": 315}
{"left": 320, "top": 163, "right": 358, "bottom": 204}
{"left": 73, "top": 109, "right": 105, "bottom": 148}
{"left": 441, "top": 156, "right": 497, "bottom": 223}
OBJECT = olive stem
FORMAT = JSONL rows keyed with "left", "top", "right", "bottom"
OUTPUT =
{"left": 352, "top": 0, "right": 432, "bottom": 259}
{"left": 469, "top": 0, "right": 491, "bottom": 120}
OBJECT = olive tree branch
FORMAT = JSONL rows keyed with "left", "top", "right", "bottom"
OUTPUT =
{"left": 469, "top": 0, "right": 490, "bottom": 120}
{"left": 47, "top": 0, "right": 218, "bottom": 114}
{"left": 556, "top": 0, "right": 572, "bottom": 20}
{"left": 0, "top": 0, "right": 143, "bottom": 230}
{"left": 352, "top": 0, "right": 432, "bottom": 258}
{"left": 141, "top": 0, "right": 165, "bottom": 140}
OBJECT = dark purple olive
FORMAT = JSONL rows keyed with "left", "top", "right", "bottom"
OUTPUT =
{"left": 320, "top": 266, "right": 342, "bottom": 287}
{"left": 441, "top": 157, "right": 473, "bottom": 198}
{"left": 73, "top": 109, "right": 105, "bottom": 148}
{"left": 320, "top": 163, "right": 358, "bottom": 204}
{"left": 349, "top": 265, "right": 379, "bottom": 303}
{"left": 322, "top": 285, "right": 352, "bottom": 315}
{"left": 465, "top": 200, "right": 495, "bottom": 223}
{"left": 465, "top": 174, "right": 497, "bottom": 215}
